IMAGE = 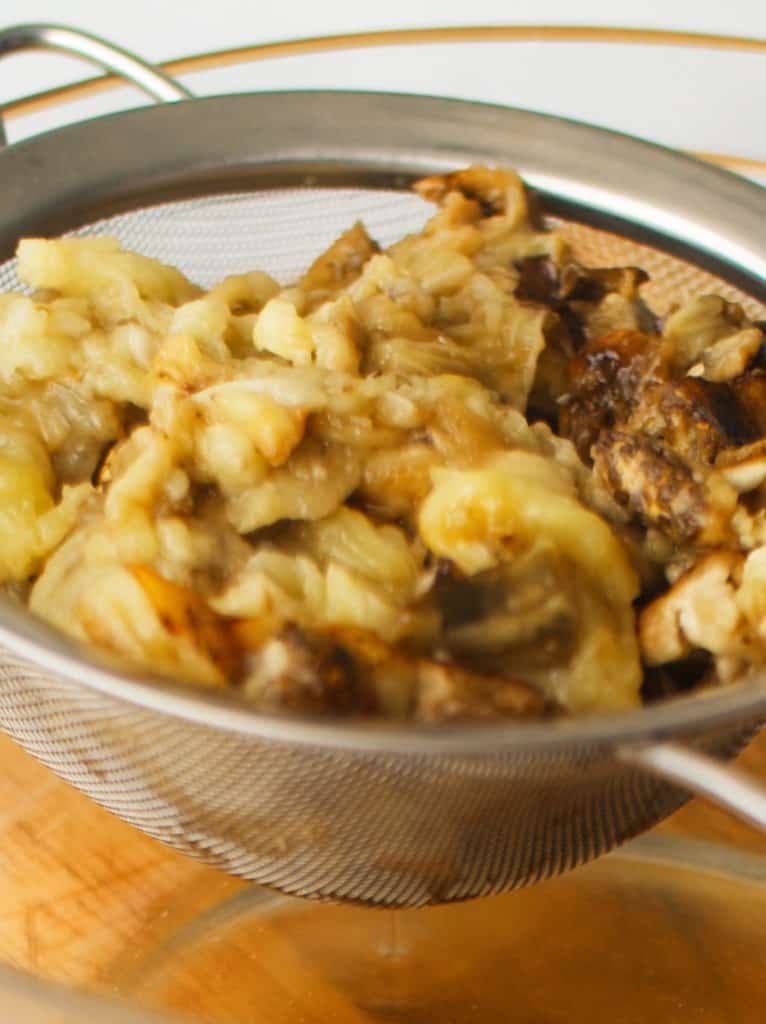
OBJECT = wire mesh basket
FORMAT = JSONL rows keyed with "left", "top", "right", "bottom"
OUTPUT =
{"left": 2, "top": 24, "right": 766, "bottom": 907}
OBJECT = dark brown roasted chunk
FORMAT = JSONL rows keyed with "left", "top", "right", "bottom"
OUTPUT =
{"left": 627, "top": 377, "right": 757, "bottom": 465}
{"left": 516, "top": 257, "right": 649, "bottom": 309}
{"left": 592, "top": 430, "right": 736, "bottom": 545}
{"left": 514, "top": 254, "right": 562, "bottom": 306}
{"left": 559, "top": 329, "right": 665, "bottom": 460}
{"left": 521, "top": 261, "right": 655, "bottom": 415}
{"left": 559, "top": 302, "right": 766, "bottom": 556}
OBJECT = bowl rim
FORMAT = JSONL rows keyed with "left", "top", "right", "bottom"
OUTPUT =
{"left": 5, "top": 23, "right": 766, "bottom": 178}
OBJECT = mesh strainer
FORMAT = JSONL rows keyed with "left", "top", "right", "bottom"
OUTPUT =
{"left": 2, "top": 24, "right": 766, "bottom": 908}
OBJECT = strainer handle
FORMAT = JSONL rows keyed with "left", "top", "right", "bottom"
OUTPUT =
{"left": 619, "top": 740, "right": 766, "bottom": 833}
{"left": 0, "top": 23, "right": 193, "bottom": 144}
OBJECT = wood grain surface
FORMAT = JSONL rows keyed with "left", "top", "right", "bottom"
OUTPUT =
{"left": 0, "top": 729, "right": 765, "bottom": 1022}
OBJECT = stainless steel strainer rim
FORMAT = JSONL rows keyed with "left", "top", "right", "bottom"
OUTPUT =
{"left": 2, "top": 86, "right": 766, "bottom": 294}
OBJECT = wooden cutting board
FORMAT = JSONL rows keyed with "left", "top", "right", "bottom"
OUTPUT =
{"left": 0, "top": 729, "right": 765, "bottom": 1022}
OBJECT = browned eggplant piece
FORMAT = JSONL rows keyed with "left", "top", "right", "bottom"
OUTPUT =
{"left": 240, "top": 623, "right": 374, "bottom": 716}
{"left": 516, "top": 257, "right": 648, "bottom": 309}
{"left": 434, "top": 555, "right": 575, "bottom": 669}
{"left": 514, "top": 254, "right": 561, "bottom": 305}
{"left": 236, "top": 620, "right": 546, "bottom": 721}
{"left": 298, "top": 221, "right": 379, "bottom": 297}
{"left": 730, "top": 371, "right": 766, "bottom": 437}
{"left": 627, "top": 377, "right": 757, "bottom": 466}
{"left": 523, "top": 262, "right": 656, "bottom": 413}
{"left": 130, "top": 564, "right": 242, "bottom": 680}
{"left": 414, "top": 165, "right": 531, "bottom": 221}
{"left": 328, "top": 625, "right": 548, "bottom": 722}
{"left": 592, "top": 430, "right": 736, "bottom": 545}
{"left": 559, "top": 329, "right": 665, "bottom": 461}
{"left": 566, "top": 265, "right": 650, "bottom": 302}
{"left": 415, "top": 660, "right": 548, "bottom": 722}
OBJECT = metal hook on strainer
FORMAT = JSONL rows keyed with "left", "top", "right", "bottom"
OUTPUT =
{"left": 1, "top": 23, "right": 766, "bottom": 906}
{"left": 0, "top": 22, "right": 191, "bottom": 145}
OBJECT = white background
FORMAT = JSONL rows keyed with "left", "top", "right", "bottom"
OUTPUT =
{"left": 1, "top": 2, "right": 765, "bottom": 163}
